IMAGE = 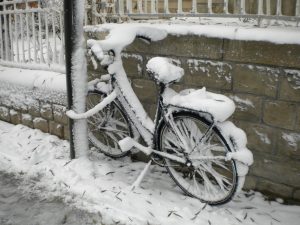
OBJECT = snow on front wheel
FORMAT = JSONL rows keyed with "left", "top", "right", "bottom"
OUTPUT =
{"left": 86, "top": 91, "right": 133, "bottom": 158}
{"left": 156, "top": 111, "right": 238, "bottom": 205}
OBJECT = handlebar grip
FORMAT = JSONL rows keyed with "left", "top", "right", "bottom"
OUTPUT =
{"left": 136, "top": 35, "right": 152, "bottom": 44}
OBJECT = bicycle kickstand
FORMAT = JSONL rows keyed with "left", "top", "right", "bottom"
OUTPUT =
{"left": 131, "top": 159, "right": 152, "bottom": 191}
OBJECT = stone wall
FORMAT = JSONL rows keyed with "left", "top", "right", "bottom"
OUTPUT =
{"left": 87, "top": 31, "right": 300, "bottom": 203}
{"left": 0, "top": 84, "right": 70, "bottom": 141}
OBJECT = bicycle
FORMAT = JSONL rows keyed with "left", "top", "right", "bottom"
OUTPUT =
{"left": 67, "top": 29, "right": 253, "bottom": 205}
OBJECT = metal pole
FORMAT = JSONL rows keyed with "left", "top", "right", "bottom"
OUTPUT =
{"left": 64, "top": 0, "right": 75, "bottom": 159}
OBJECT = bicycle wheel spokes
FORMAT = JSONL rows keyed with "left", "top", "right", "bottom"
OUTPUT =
{"left": 160, "top": 114, "right": 237, "bottom": 204}
{"left": 87, "top": 91, "right": 132, "bottom": 158}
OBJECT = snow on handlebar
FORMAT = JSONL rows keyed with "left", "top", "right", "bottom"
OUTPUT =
{"left": 87, "top": 26, "right": 167, "bottom": 61}
{"left": 66, "top": 91, "right": 117, "bottom": 120}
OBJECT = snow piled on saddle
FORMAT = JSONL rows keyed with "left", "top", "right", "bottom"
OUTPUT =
{"left": 146, "top": 57, "right": 184, "bottom": 84}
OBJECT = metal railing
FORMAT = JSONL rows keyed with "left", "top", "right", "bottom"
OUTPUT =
{"left": 87, "top": 0, "right": 300, "bottom": 23}
{"left": 1, "top": 0, "right": 299, "bottom": 73}
{"left": 0, "top": 0, "right": 65, "bottom": 73}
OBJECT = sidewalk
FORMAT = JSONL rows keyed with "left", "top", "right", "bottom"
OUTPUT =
{"left": 0, "top": 171, "right": 102, "bottom": 225}
{"left": 0, "top": 121, "right": 299, "bottom": 225}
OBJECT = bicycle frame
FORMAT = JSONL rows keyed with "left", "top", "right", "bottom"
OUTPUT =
{"left": 109, "top": 73, "right": 221, "bottom": 164}
{"left": 68, "top": 59, "right": 226, "bottom": 165}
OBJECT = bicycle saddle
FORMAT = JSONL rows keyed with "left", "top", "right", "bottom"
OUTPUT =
{"left": 146, "top": 57, "right": 184, "bottom": 85}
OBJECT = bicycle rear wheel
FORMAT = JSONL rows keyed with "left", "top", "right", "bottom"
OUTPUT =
{"left": 156, "top": 111, "right": 238, "bottom": 205}
{"left": 87, "top": 90, "right": 133, "bottom": 158}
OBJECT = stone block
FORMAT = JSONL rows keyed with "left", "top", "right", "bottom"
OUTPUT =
{"left": 21, "top": 114, "right": 33, "bottom": 128}
{"left": 243, "top": 175, "right": 257, "bottom": 191}
{"left": 49, "top": 121, "right": 63, "bottom": 139}
{"left": 28, "top": 100, "right": 40, "bottom": 117}
{"left": 233, "top": 64, "right": 279, "bottom": 98}
{"left": 184, "top": 59, "right": 232, "bottom": 90}
{"left": 122, "top": 53, "right": 143, "bottom": 78}
{"left": 132, "top": 79, "right": 157, "bottom": 104}
{"left": 277, "top": 130, "right": 300, "bottom": 159}
{"left": 293, "top": 189, "right": 300, "bottom": 201}
{"left": 12, "top": 102, "right": 28, "bottom": 113}
{"left": 85, "top": 30, "right": 109, "bottom": 41}
{"left": 87, "top": 57, "right": 107, "bottom": 81}
{"left": 282, "top": 0, "right": 297, "bottom": 16}
{"left": 224, "top": 40, "right": 300, "bottom": 69}
{"left": 237, "top": 121, "right": 274, "bottom": 154}
{"left": 279, "top": 69, "right": 300, "bottom": 102}
{"left": 10, "top": 110, "right": 21, "bottom": 125}
{"left": 53, "top": 104, "right": 68, "bottom": 125}
{"left": 263, "top": 100, "right": 297, "bottom": 130}
{"left": 40, "top": 103, "right": 53, "bottom": 120}
{"left": 144, "top": 103, "right": 157, "bottom": 120}
{"left": 0, "top": 106, "right": 10, "bottom": 122}
{"left": 125, "top": 35, "right": 223, "bottom": 59}
{"left": 229, "top": 94, "right": 262, "bottom": 122}
{"left": 64, "top": 125, "right": 70, "bottom": 141}
{"left": 256, "top": 179, "right": 293, "bottom": 199}
{"left": 297, "top": 107, "right": 300, "bottom": 131}
{"left": 33, "top": 117, "right": 49, "bottom": 133}
{"left": 249, "top": 154, "right": 300, "bottom": 188}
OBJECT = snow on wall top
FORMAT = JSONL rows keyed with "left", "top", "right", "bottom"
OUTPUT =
{"left": 85, "top": 22, "right": 300, "bottom": 45}
{"left": 0, "top": 66, "right": 66, "bottom": 92}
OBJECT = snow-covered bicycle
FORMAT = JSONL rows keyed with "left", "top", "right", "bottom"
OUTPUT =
{"left": 67, "top": 26, "right": 253, "bottom": 205}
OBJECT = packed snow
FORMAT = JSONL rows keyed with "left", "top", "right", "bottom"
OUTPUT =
{"left": 284, "top": 69, "right": 300, "bottom": 90}
{"left": 0, "top": 66, "right": 67, "bottom": 108}
{"left": 146, "top": 57, "right": 184, "bottom": 84}
{"left": 67, "top": 91, "right": 117, "bottom": 120}
{"left": 0, "top": 171, "right": 102, "bottom": 225}
{"left": 230, "top": 95, "right": 255, "bottom": 111}
{"left": 84, "top": 22, "right": 300, "bottom": 45}
{"left": 0, "top": 121, "right": 299, "bottom": 225}
{"left": 254, "top": 129, "right": 271, "bottom": 145}
{"left": 282, "top": 132, "right": 300, "bottom": 148}
{"left": 0, "top": 65, "right": 66, "bottom": 92}
{"left": 216, "top": 121, "right": 253, "bottom": 191}
{"left": 163, "top": 87, "right": 236, "bottom": 122}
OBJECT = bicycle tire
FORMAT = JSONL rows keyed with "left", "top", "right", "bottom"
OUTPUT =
{"left": 156, "top": 111, "right": 238, "bottom": 205}
{"left": 87, "top": 90, "right": 133, "bottom": 158}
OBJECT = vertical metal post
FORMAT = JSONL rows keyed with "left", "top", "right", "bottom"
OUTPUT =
{"left": 64, "top": 0, "right": 75, "bottom": 159}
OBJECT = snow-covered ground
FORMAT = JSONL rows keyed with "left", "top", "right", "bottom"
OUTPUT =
{"left": 0, "top": 121, "right": 299, "bottom": 225}
{"left": 0, "top": 171, "right": 102, "bottom": 225}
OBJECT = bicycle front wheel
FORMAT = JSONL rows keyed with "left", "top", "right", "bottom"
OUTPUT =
{"left": 87, "top": 91, "right": 133, "bottom": 158}
{"left": 156, "top": 111, "right": 238, "bottom": 205}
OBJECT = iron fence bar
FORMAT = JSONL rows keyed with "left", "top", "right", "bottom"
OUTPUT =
{"left": 14, "top": 9, "right": 19, "bottom": 62}
{"left": 20, "top": 13, "right": 25, "bottom": 62}
{"left": 0, "top": 15, "right": 4, "bottom": 60}
{"left": 9, "top": 13, "right": 13, "bottom": 61}
{"left": 32, "top": 12, "right": 37, "bottom": 63}
{"left": 4, "top": 12, "right": 9, "bottom": 61}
